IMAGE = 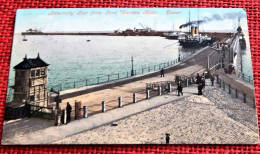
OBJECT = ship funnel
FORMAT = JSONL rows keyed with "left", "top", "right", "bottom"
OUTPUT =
{"left": 195, "top": 27, "right": 199, "bottom": 34}
{"left": 179, "top": 28, "right": 182, "bottom": 32}
{"left": 191, "top": 26, "right": 195, "bottom": 36}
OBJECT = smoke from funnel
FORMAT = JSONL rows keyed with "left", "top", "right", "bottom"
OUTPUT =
{"left": 179, "top": 11, "right": 246, "bottom": 28}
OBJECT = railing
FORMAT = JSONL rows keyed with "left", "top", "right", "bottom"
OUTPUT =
{"left": 216, "top": 76, "right": 255, "bottom": 108}
{"left": 6, "top": 53, "right": 193, "bottom": 103}
{"left": 60, "top": 74, "right": 199, "bottom": 124}
{"left": 50, "top": 53, "right": 194, "bottom": 92}
{"left": 241, "top": 73, "right": 254, "bottom": 84}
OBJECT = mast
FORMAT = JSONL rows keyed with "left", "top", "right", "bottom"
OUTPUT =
{"left": 197, "top": 8, "right": 199, "bottom": 31}
{"left": 172, "top": 19, "right": 175, "bottom": 32}
{"left": 189, "top": 10, "right": 191, "bottom": 33}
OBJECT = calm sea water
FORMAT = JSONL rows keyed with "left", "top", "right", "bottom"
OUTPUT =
{"left": 9, "top": 33, "right": 253, "bottom": 92}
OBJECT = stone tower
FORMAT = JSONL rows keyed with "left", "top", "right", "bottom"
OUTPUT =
{"left": 12, "top": 53, "right": 49, "bottom": 107}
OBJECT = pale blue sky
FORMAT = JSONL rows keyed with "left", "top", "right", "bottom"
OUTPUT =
{"left": 14, "top": 8, "right": 248, "bottom": 33}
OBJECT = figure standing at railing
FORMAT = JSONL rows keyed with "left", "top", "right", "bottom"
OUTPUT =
{"left": 160, "top": 68, "right": 165, "bottom": 77}
{"left": 66, "top": 102, "right": 72, "bottom": 123}
{"left": 177, "top": 82, "right": 183, "bottom": 96}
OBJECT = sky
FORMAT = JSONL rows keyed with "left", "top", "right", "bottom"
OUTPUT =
{"left": 14, "top": 8, "right": 248, "bottom": 33}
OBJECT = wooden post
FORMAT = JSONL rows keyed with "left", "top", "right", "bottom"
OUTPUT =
{"left": 118, "top": 97, "right": 122, "bottom": 107}
{"left": 186, "top": 79, "right": 189, "bottom": 87}
{"left": 102, "top": 101, "right": 106, "bottom": 112}
{"left": 75, "top": 101, "right": 82, "bottom": 120}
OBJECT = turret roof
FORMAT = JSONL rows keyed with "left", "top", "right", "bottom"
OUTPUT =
{"left": 14, "top": 54, "right": 49, "bottom": 69}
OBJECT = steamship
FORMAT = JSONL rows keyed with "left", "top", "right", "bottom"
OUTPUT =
{"left": 178, "top": 26, "right": 215, "bottom": 48}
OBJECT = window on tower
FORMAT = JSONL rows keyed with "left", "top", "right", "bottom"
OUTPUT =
{"left": 36, "top": 69, "right": 40, "bottom": 76}
{"left": 30, "top": 95, "right": 35, "bottom": 101}
{"left": 41, "top": 68, "right": 45, "bottom": 75}
{"left": 31, "top": 70, "right": 35, "bottom": 77}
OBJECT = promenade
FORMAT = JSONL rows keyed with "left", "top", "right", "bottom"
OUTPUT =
{"left": 58, "top": 46, "right": 219, "bottom": 117}
{"left": 2, "top": 79, "right": 258, "bottom": 144}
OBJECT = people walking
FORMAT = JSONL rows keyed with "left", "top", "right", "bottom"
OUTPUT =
{"left": 177, "top": 82, "right": 183, "bottom": 96}
{"left": 66, "top": 102, "right": 72, "bottom": 123}
{"left": 160, "top": 68, "right": 165, "bottom": 77}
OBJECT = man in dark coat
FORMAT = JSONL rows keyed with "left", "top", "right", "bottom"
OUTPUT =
{"left": 196, "top": 73, "right": 201, "bottom": 84}
{"left": 177, "top": 82, "right": 183, "bottom": 96}
{"left": 66, "top": 102, "right": 72, "bottom": 123}
{"left": 160, "top": 68, "right": 165, "bottom": 77}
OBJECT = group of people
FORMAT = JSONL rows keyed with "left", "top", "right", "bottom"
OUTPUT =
{"left": 196, "top": 72, "right": 215, "bottom": 95}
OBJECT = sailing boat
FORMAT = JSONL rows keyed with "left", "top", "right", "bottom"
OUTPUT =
{"left": 22, "top": 35, "right": 27, "bottom": 41}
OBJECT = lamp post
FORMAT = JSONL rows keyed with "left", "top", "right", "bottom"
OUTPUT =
{"left": 50, "top": 88, "right": 62, "bottom": 126}
{"left": 178, "top": 48, "right": 181, "bottom": 62}
{"left": 131, "top": 56, "right": 134, "bottom": 76}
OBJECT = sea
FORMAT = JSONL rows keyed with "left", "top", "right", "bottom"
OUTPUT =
{"left": 8, "top": 33, "right": 253, "bottom": 93}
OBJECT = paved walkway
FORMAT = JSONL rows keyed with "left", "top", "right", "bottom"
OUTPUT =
{"left": 53, "top": 80, "right": 258, "bottom": 144}
{"left": 2, "top": 78, "right": 258, "bottom": 144}
{"left": 3, "top": 84, "right": 197, "bottom": 144}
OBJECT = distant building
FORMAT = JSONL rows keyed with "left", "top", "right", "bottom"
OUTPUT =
{"left": 12, "top": 53, "right": 49, "bottom": 107}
